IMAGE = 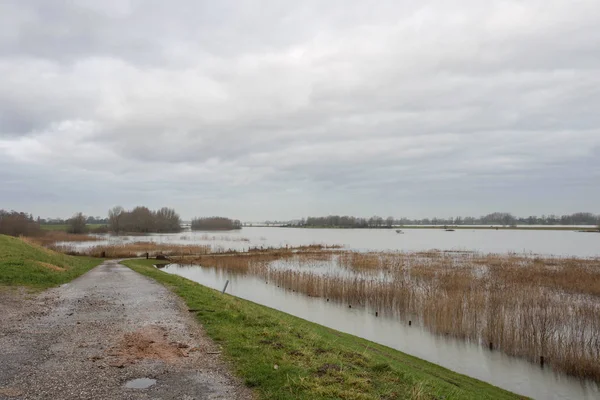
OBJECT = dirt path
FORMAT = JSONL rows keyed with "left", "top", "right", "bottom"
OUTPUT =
{"left": 0, "top": 260, "right": 253, "bottom": 400}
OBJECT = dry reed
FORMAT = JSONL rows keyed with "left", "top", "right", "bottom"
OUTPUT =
{"left": 54, "top": 242, "right": 212, "bottom": 259}
{"left": 187, "top": 249, "right": 600, "bottom": 381}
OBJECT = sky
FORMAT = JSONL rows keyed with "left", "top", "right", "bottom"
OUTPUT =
{"left": 1, "top": 0, "right": 599, "bottom": 221}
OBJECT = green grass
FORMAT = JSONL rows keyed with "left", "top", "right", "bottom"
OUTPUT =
{"left": 0, "top": 235, "right": 102, "bottom": 288}
{"left": 124, "top": 259, "right": 526, "bottom": 400}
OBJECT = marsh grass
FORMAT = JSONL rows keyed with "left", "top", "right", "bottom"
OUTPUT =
{"left": 182, "top": 249, "right": 600, "bottom": 381}
{"left": 53, "top": 242, "right": 212, "bottom": 258}
{"left": 27, "top": 231, "right": 102, "bottom": 246}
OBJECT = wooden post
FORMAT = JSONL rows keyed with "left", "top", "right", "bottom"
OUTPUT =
{"left": 101, "top": 251, "right": 106, "bottom": 258}
{"left": 146, "top": 252, "right": 149, "bottom": 259}
{"left": 489, "top": 342, "right": 493, "bottom": 350}
{"left": 375, "top": 311, "right": 378, "bottom": 317}
{"left": 222, "top": 280, "right": 229, "bottom": 294}
{"left": 408, "top": 320, "right": 412, "bottom": 326}
{"left": 540, "top": 356, "right": 545, "bottom": 367}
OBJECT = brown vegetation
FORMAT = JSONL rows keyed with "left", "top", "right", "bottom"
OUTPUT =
{"left": 0, "top": 210, "right": 41, "bottom": 236}
{"left": 182, "top": 249, "right": 600, "bottom": 381}
{"left": 57, "top": 242, "right": 212, "bottom": 258}
{"left": 34, "top": 261, "right": 66, "bottom": 272}
{"left": 191, "top": 217, "right": 242, "bottom": 231}
{"left": 28, "top": 231, "right": 102, "bottom": 246}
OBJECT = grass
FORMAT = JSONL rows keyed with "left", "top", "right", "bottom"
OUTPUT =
{"left": 0, "top": 235, "right": 102, "bottom": 288}
{"left": 124, "top": 258, "right": 524, "bottom": 400}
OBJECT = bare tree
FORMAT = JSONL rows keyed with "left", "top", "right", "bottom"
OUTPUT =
{"left": 67, "top": 212, "right": 87, "bottom": 234}
{"left": 108, "top": 206, "right": 124, "bottom": 233}
{"left": 385, "top": 216, "right": 394, "bottom": 228}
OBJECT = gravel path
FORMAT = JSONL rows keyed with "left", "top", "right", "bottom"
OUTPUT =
{"left": 0, "top": 260, "right": 253, "bottom": 400}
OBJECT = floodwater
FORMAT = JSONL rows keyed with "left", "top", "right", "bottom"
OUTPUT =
{"left": 63, "top": 226, "right": 600, "bottom": 257}
{"left": 161, "top": 263, "right": 599, "bottom": 400}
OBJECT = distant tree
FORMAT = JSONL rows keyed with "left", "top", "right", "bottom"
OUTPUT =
{"left": 67, "top": 212, "right": 88, "bottom": 234}
{"left": 154, "top": 207, "right": 181, "bottom": 232}
{"left": 108, "top": 206, "right": 124, "bottom": 233}
{"left": 191, "top": 217, "right": 241, "bottom": 231}
{"left": 0, "top": 210, "right": 41, "bottom": 236}
{"left": 385, "top": 216, "right": 394, "bottom": 228}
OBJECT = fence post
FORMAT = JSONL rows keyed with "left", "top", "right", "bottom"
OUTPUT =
{"left": 222, "top": 280, "right": 229, "bottom": 294}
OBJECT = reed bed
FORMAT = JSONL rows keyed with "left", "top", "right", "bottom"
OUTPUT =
{"left": 54, "top": 242, "right": 212, "bottom": 258}
{"left": 190, "top": 249, "right": 600, "bottom": 381}
{"left": 26, "top": 231, "right": 102, "bottom": 246}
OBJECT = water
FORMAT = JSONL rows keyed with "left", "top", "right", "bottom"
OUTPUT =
{"left": 161, "top": 263, "right": 599, "bottom": 400}
{"left": 124, "top": 378, "right": 156, "bottom": 389}
{"left": 63, "top": 227, "right": 600, "bottom": 257}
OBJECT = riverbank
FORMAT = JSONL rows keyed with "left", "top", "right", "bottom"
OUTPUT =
{"left": 124, "top": 258, "right": 523, "bottom": 400}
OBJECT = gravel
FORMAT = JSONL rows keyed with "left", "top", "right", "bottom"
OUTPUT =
{"left": 0, "top": 260, "right": 253, "bottom": 400}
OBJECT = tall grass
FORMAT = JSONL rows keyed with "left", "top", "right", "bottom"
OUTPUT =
{"left": 53, "top": 242, "right": 212, "bottom": 258}
{"left": 185, "top": 250, "right": 600, "bottom": 381}
{"left": 27, "top": 231, "right": 102, "bottom": 246}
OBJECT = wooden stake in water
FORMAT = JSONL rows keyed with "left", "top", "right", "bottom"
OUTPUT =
{"left": 222, "top": 280, "right": 230, "bottom": 294}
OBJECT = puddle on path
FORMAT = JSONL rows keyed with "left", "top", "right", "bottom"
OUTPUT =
{"left": 124, "top": 378, "right": 156, "bottom": 389}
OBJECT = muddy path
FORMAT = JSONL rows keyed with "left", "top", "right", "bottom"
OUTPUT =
{"left": 0, "top": 260, "right": 253, "bottom": 400}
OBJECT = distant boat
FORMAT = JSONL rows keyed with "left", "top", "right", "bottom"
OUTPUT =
{"left": 445, "top": 229, "right": 455, "bottom": 232}
{"left": 396, "top": 229, "right": 404, "bottom": 234}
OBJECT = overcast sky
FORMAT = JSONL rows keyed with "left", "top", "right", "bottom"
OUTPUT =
{"left": 1, "top": 1, "right": 599, "bottom": 220}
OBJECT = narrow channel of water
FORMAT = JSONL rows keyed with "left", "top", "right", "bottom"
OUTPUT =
{"left": 161, "top": 263, "right": 599, "bottom": 400}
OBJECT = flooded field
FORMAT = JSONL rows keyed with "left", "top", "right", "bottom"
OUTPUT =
{"left": 58, "top": 226, "right": 600, "bottom": 257}
{"left": 53, "top": 227, "right": 600, "bottom": 398}
{"left": 161, "top": 261, "right": 599, "bottom": 400}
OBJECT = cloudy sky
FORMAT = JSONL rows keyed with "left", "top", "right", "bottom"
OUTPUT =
{"left": 1, "top": 1, "right": 599, "bottom": 220}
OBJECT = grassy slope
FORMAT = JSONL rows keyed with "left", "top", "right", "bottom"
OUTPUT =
{"left": 0, "top": 235, "right": 102, "bottom": 288}
{"left": 124, "top": 259, "right": 525, "bottom": 400}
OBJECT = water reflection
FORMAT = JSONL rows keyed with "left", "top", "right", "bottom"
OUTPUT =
{"left": 162, "top": 263, "right": 599, "bottom": 400}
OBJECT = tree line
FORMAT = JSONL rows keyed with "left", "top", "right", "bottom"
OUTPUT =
{"left": 108, "top": 206, "right": 181, "bottom": 233}
{"left": 39, "top": 216, "right": 109, "bottom": 226}
{"left": 191, "top": 217, "right": 242, "bottom": 231}
{"left": 300, "top": 212, "right": 600, "bottom": 228}
{"left": 0, "top": 210, "right": 42, "bottom": 236}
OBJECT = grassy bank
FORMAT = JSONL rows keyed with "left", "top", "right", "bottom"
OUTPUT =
{"left": 0, "top": 235, "right": 102, "bottom": 288}
{"left": 124, "top": 259, "right": 523, "bottom": 400}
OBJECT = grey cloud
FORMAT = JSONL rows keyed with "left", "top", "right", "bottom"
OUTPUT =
{"left": 0, "top": 0, "right": 599, "bottom": 220}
